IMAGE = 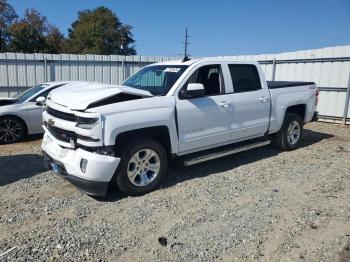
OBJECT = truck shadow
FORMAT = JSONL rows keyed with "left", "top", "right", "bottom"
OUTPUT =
{"left": 105, "top": 129, "right": 333, "bottom": 202}
{"left": 24, "top": 134, "right": 43, "bottom": 142}
{"left": 0, "top": 154, "right": 46, "bottom": 187}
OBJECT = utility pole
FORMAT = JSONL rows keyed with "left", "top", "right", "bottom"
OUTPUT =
{"left": 182, "top": 28, "right": 190, "bottom": 62}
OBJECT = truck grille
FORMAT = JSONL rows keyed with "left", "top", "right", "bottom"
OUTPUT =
{"left": 46, "top": 106, "right": 76, "bottom": 122}
{"left": 47, "top": 124, "right": 77, "bottom": 143}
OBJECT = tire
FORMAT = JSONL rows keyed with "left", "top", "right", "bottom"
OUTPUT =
{"left": 114, "top": 137, "right": 168, "bottom": 196}
{"left": 0, "top": 116, "right": 26, "bottom": 144}
{"left": 271, "top": 113, "right": 303, "bottom": 151}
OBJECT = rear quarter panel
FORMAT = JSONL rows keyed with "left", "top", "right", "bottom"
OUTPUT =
{"left": 269, "top": 85, "right": 317, "bottom": 133}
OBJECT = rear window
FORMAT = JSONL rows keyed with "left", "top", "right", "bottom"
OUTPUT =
{"left": 228, "top": 64, "right": 262, "bottom": 93}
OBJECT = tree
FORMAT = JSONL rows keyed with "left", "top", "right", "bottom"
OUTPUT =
{"left": 0, "top": 0, "right": 18, "bottom": 52}
{"left": 8, "top": 8, "right": 65, "bottom": 53}
{"left": 45, "top": 26, "right": 65, "bottom": 53}
{"left": 64, "top": 6, "right": 136, "bottom": 55}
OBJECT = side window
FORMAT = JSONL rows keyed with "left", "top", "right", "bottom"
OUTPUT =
{"left": 187, "top": 64, "right": 224, "bottom": 96}
{"left": 228, "top": 64, "right": 262, "bottom": 93}
{"left": 37, "top": 89, "right": 51, "bottom": 99}
{"left": 30, "top": 84, "right": 65, "bottom": 102}
{"left": 30, "top": 89, "right": 51, "bottom": 102}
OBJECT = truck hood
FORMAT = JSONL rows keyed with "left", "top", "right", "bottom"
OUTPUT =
{"left": 48, "top": 83, "right": 153, "bottom": 110}
{"left": 0, "top": 97, "right": 18, "bottom": 107}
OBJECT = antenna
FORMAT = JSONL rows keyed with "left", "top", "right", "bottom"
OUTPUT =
{"left": 182, "top": 28, "right": 190, "bottom": 62}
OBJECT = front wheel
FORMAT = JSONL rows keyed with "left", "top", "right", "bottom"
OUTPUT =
{"left": 271, "top": 113, "right": 303, "bottom": 150}
{"left": 0, "top": 116, "right": 26, "bottom": 144}
{"left": 114, "top": 138, "right": 168, "bottom": 196}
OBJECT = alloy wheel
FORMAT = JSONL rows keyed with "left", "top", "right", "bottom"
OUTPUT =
{"left": 127, "top": 149, "right": 161, "bottom": 187}
{"left": 0, "top": 119, "right": 22, "bottom": 143}
{"left": 287, "top": 120, "right": 301, "bottom": 145}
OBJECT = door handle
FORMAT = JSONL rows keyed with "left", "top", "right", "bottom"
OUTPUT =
{"left": 219, "top": 101, "right": 230, "bottom": 108}
{"left": 259, "top": 97, "right": 270, "bottom": 102}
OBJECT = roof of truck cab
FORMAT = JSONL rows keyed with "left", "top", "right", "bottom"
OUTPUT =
{"left": 151, "top": 59, "right": 200, "bottom": 66}
{"left": 151, "top": 58, "right": 258, "bottom": 66}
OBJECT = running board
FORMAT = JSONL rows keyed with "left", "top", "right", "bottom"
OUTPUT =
{"left": 184, "top": 140, "right": 271, "bottom": 166}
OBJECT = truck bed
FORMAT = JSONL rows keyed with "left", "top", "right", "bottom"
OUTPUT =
{"left": 267, "top": 81, "right": 315, "bottom": 89}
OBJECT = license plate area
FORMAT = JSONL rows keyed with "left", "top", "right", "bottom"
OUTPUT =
{"left": 50, "top": 163, "right": 60, "bottom": 173}
{"left": 44, "top": 153, "right": 67, "bottom": 176}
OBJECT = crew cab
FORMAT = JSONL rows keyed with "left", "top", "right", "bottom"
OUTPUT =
{"left": 41, "top": 58, "right": 318, "bottom": 197}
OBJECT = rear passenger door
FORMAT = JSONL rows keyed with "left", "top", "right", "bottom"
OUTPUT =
{"left": 227, "top": 64, "right": 270, "bottom": 140}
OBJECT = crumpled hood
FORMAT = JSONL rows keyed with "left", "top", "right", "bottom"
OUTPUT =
{"left": 48, "top": 83, "right": 153, "bottom": 110}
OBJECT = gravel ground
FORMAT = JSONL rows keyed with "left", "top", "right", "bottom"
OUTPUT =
{"left": 0, "top": 122, "right": 349, "bottom": 262}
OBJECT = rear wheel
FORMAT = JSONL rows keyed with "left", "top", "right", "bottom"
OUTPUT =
{"left": 0, "top": 116, "right": 26, "bottom": 144}
{"left": 271, "top": 113, "right": 303, "bottom": 150}
{"left": 114, "top": 137, "right": 168, "bottom": 196}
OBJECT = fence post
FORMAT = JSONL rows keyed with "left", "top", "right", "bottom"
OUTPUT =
{"left": 44, "top": 58, "right": 47, "bottom": 82}
{"left": 122, "top": 58, "right": 127, "bottom": 82}
{"left": 5, "top": 53, "right": 9, "bottom": 97}
{"left": 342, "top": 71, "right": 350, "bottom": 126}
{"left": 271, "top": 58, "right": 276, "bottom": 81}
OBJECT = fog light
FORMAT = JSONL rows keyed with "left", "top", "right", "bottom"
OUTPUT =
{"left": 80, "top": 159, "right": 88, "bottom": 173}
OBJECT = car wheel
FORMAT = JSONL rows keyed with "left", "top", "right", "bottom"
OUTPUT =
{"left": 0, "top": 116, "right": 26, "bottom": 144}
{"left": 271, "top": 113, "right": 303, "bottom": 150}
{"left": 114, "top": 137, "right": 168, "bottom": 196}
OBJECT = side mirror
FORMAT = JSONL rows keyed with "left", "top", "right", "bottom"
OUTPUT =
{"left": 35, "top": 96, "right": 46, "bottom": 106}
{"left": 180, "top": 83, "right": 205, "bottom": 99}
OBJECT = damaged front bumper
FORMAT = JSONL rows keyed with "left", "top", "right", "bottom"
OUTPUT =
{"left": 41, "top": 133, "right": 120, "bottom": 197}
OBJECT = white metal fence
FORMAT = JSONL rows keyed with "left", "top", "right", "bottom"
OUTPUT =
{"left": 0, "top": 45, "right": 349, "bottom": 123}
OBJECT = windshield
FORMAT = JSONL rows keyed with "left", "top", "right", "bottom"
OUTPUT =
{"left": 14, "top": 84, "right": 47, "bottom": 103}
{"left": 122, "top": 65, "right": 188, "bottom": 95}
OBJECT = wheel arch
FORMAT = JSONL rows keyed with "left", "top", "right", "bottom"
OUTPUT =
{"left": 285, "top": 104, "right": 306, "bottom": 122}
{"left": 114, "top": 126, "right": 173, "bottom": 157}
{"left": 0, "top": 114, "right": 29, "bottom": 135}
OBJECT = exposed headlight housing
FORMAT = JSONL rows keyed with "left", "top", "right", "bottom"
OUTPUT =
{"left": 94, "top": 146, "right": 115, "bottom": 156}
{"left": 76, "top": 117, "right": 98, "bottom": 129}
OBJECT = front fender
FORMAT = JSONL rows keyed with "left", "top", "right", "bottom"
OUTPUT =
{"left": 93, "top": 96, "right": 179, "bottom": 154}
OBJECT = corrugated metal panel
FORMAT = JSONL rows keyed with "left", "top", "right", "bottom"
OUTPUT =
{"left": 0, "top": 46, "right": 349, "bottom": 119}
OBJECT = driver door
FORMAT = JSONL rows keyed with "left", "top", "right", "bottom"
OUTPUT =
{"left": 175, "top": 64, "right": 233, "bottom": 154}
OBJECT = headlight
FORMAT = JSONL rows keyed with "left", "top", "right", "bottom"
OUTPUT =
{"left": 76, "top": 117, "right": 98, "bottom": 129}
{"left": 94, "top": 146, "right": 115, "bottom": 156}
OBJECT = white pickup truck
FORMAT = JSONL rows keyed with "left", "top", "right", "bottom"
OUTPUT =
{"left": 41, "top": 58, "right": 318, "bottom": 197}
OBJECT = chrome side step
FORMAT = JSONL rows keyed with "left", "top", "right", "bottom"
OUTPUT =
{"left": 184, "top": 140, "right": 271, "bottom": 166}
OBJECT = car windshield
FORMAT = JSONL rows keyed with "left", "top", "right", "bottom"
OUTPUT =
{"left": 14, "top": 84, "right": 47, "bottom": 103}
{"left": 122, "top": 65, "right": 188, "bottom": 95}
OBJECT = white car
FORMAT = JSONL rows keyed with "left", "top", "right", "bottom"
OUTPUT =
{"left": 0, "top": 81, "right": 72, "bottom": 143}
{"left": 42, "top": 59, "right": 318, "bottom": 197}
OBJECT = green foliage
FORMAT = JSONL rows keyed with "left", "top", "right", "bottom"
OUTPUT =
{"left": 0, "top": 0, "right": 18, "bottom": 52}
{"left": 45, "top": 26, "right": 65, "bottom": 54}
{"left": 64, "top": 6, "right": 136, "bottom": 55}
{"left": 1, "top": 4, "right": 136, "bottom": 55}
{"left": 8, "top": 9, "right": 65, "bottom": 53}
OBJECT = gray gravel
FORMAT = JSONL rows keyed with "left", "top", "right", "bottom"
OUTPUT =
{"left": 0, "top": 122, "right": 349, "bottom": 261}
